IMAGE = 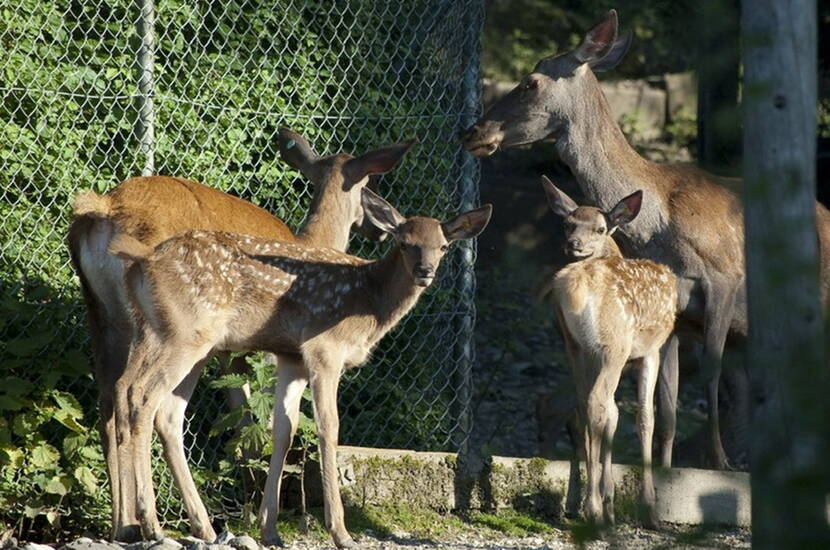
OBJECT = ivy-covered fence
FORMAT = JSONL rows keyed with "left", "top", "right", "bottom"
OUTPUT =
{"left": 0, "top": 0, "right": 483, "bottom": 538}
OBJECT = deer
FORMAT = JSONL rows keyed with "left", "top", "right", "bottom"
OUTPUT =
{"left": 540, "top": 176, "right": 677, "bottom": 527}
{"left": 105, "top": 188, "right": 492, "bottom": 548}
{"left": 67, "top": 128, "right": 414, "bottom": 542}
{"left": 463, "top": 9, "right": 830, "bottom": 470}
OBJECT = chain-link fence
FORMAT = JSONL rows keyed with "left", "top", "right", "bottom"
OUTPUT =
{"left": 0, "top": 0, "right": 483, "bottom": 531}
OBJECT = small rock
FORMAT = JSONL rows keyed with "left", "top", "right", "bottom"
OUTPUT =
{"left": 207, "top": 544, "right": 234, "bottom": 550}
{"left": 212, "top": 533, "right": 234, "bottom": 546}
{"left": 59, "top": 539, "right": 122, "bottom": 550}
{"left": 124, "top": 542, "right": 153, "bottom": 550}
{"left": 227, "top": 537, "right": 257, "bottom": 550}
{"left": 176, "top": 538, "right": 207, "bottom": 550}
{"left": 148, "top": 539, "right": 181, "bottom": 550}
{"left": 23, "top": 544, "right": 55, "bottom": 550}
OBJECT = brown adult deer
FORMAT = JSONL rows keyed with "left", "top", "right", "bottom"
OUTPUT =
{"left": 463, "top": 9, "right": 830, "bottom": 470}
{"left": 540, "top": 176, "right": 677, "bottom": 526}
{"left": 68, "top": 128, "right": 414, "bottom": 542}
{"left": 106, "top": 189, "right": 491, "bottom": 548}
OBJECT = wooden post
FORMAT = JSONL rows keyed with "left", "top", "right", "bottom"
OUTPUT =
{"left": 742, "top": 1, "right": 830, "bottom": 547}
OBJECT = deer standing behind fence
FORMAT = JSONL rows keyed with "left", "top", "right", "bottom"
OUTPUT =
{"left": 68, "top": 128, "right": 414, "bottom": 542}
{"left": 105, "top": 188, "right": 491, "bottom": 549}
{"left": 540, "top": 177, "right": 677, "bottom": 527}
{"left": 463, "top": 9, "right": 830, "bottom": 470}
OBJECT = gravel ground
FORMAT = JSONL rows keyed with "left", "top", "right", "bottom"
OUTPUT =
{"left": 12, "top": 525, "right": 749, "bottom": 550}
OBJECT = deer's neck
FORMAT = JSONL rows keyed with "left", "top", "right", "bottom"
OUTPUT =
{"left": 366, "top": 247, "right": 425, "bottom": 339}
{"left": 556, "top": 77, "right": 666, "bottom": 240}
{"left": 295, "top": 196, "right": 352, "bottom": 251}
{"left": 598, "top": 235, "right": 623, "bottom": 259}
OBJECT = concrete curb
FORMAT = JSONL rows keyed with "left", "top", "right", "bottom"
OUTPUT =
{"left": 337, "top": 446, "right": 751, "bottom": 527}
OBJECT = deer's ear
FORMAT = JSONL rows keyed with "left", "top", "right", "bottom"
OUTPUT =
{"left": 361, "top": 188, "right": 406, "bottom": 235}
{"left": 278, "top": 128, "right": 319, "bottom": 171}
{"left": 344, "top": 139, "right": 417, "bottom": 187}
{"left": 590, "top": 29, "right": 632, "bottom": 72}
{"left": 607, "top": 189, "right": 643, "bottom": 229}
{"left": 442, "top": 204, "right": 493, "bottom": 242}
{"left": 573, "top": 9, "right": 619, "bottom": 65}
{"left": 541, "top": 176, "right": 578, "bottom": 217}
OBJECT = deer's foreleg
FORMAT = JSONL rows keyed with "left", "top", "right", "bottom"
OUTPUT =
{"left": 701, "top": 276, "right": 739, "bottom": 470}
{"left": 583, "top": 351, "right": 625, "bottom": 526}
{"left": 307, "top": 351, "right": 356, "bottom": 550}
{"left": 259, "top": 355, "right": 309, "bottom": 546}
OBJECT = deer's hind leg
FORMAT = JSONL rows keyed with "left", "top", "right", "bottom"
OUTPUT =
{"left": 119, "top": 339, "right": 215, "bottom": 541}
{"left": 154, "top": 362, "right": 216, "bottom": 541}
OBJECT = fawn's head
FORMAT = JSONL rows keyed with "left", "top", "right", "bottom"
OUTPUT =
{"left": 279, "top": 128, "right": 415, "bottom": 241}
{"left": 541, "top": 176, "right": 641, "bottom": 260}
{"left": 463, "top": 9, "right": 631, "bottom": 157}
{"left": 361, "top": 189, "right": 492, "bottom": 287}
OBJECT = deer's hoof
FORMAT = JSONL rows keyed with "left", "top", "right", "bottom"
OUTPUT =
{"left": 335, "top": 536, "right": 359, "bottom": 549}
{"left": 260, "top": 533, "right": 285, "bottom": 548}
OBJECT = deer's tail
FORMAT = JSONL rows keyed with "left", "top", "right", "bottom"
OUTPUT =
{"left": 108, "top": 233, "right": 152, "bottom": 263}
{"left": 73, "top": 191, "right": 112, "bottom": 219}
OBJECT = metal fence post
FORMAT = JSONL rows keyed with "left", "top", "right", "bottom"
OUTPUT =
{"left": 452, "top": 0, "right": 484, "bottom": 451}
{"left": 136, "top": 0, "right": 156, "bottom": 176}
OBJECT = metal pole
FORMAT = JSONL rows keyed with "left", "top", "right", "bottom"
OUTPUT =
{"left": 136, "top": 0, "right": 156, "bottom": 176}
{"left": 452, "top": 0, "right": 484, "bottom": 451}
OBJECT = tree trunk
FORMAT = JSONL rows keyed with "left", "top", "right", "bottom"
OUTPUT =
{"left": 742, "top": 1, "right": 830, "bottom": 548}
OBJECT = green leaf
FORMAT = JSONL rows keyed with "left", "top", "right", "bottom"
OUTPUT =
{"left": 0, "top": 376, "right": 34, "bottom": 397}
{"left": 208, "top": 373, "right": 248, "bottom": 389}
{"left": 78, "top": 445, "right": 104, "bottom": 462}
{"left": 208, "top": 406, "right": 246, "bottom": 437}
{"left": 0, "top": 395, "right": 26, "bottom": 411}
{"left": 73, "top": 465, "right": 97, "bottom": 495}
{"left": 13, "top": 411, "right": 45, "bottom": 437}
{"left": 23, "top": 502, "right": 45, "bottom": 519}
{"left": 62, "top": 432, "right": 85, "bottom": 457}
{"left": 43, "top": 475, "right": 71, "bottom": 496}
{"left": 0, "top": 444, "right": 24, "bottom": 469}
{"left": 52, "top": 391, "right": 83, "bottom": 419}
{"left": 29, "top": 443, "right": 60, "bottom": 470}
{"left": 53, "top": 408, "right": 87, "bottom": 434}
{"left": 247, "top": 391, "right": 273, "bottom": 426}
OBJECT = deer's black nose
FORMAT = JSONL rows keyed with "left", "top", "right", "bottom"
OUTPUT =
{"left": 461, "top": 124, "right": 479, "bottom": 140}
{"left": 568, "top": 238, "right": 582, "bottom": 250}
{"left": 414, "top": 265, "right": 435, "bottom": 278}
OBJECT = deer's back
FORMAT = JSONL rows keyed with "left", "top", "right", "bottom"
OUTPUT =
{"left": 108, "top": 176, "right": 294, "bottom": 246}
{"left": 554, "top": 256, "right": 677, "bottom": 358}
{"left": 134, "top": 231, "right": 371, "bottom": 353}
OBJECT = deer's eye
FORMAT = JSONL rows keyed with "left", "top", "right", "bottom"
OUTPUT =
{"left": 597, "top": 226, "right": 606, "bottom": 234}
{"left": 440, "top": 245, "right": 449, "bottom": 252}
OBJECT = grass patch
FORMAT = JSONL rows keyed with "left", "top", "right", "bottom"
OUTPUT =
{"left": 468, "top": 510, "right": 555, "bottom": 536}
